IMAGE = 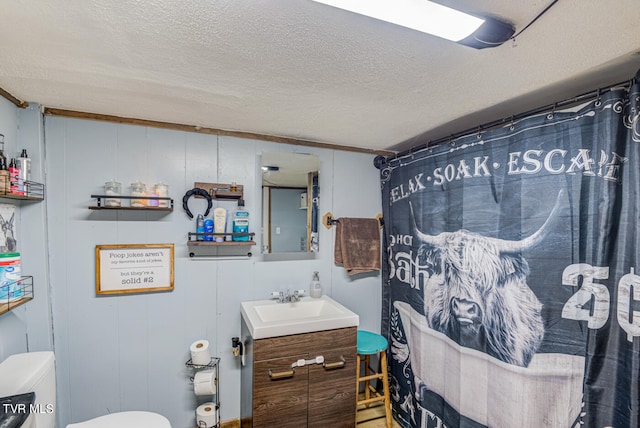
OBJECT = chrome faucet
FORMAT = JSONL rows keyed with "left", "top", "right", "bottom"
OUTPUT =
{"left": 271, "top": 289, "right": 305, "bottom": 303}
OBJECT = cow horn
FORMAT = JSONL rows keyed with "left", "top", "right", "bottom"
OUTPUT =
{"left": 497, "top": 189, "right": 565, "bottom": 253}
{"left": 409, "top": 200, "right": 443, "bottom": 246}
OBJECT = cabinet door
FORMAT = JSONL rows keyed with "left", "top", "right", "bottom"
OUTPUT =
{"left": 308, "top": 346, "right": 357, "bottom": 428}
{"left": 253, "top": 355, "right": 309, "bottom": 428}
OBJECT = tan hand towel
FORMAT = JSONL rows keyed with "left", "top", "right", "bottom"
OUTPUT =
{"left": 334, "top": 217, "right": 381, "bottom": 275}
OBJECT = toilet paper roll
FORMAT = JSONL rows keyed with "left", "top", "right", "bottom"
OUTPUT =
{"left": 190, "top": 340, "right": 211, "bottom": 365}
{"left": 196, "top": 402, "right": 218, "bottom": 428}
{"left": 193, "top": 368, "right": 217, "bottom": 396}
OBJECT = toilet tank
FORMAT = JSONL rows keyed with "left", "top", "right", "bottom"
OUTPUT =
{"left": 0, "top": 351, "right": 56, "bottom": 428}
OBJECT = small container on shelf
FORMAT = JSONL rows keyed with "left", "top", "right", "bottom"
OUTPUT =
{"left": 154, "top": 183, "right": 170, "bottom": 208}
{"left": 104, "top": 180, "right": 121, "bottom": 207}
{"left": 0, "top": 276, "right": 33, "bottom": 316}
{"left": 130, "top": 181, "right": 147, "bottom": 207}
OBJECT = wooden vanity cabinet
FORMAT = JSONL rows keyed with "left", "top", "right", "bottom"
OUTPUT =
{"left": 241, "top": 325, "right": 357, "bottom": 428}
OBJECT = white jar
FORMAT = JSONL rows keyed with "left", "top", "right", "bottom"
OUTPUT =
{"left": 130, "top": 181, "right": 147, "bottom": 207}
{"left": 104, "top": 180, "right": 121, "bottom": 207}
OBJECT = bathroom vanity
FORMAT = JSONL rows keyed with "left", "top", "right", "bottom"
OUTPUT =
{"left": 240, "top": 296, "right": 359, "bottom": 428}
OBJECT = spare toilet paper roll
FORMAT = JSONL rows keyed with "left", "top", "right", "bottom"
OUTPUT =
{"left": 190, "top": 340, "right": 211, "bottom": 365}
{"left": 196, "top": 402, "right": 218, "bottom": 428}
{"left": 193, "top": 369, "right": 217, "bottom": 396}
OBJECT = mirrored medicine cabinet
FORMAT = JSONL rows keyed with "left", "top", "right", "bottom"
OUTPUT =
{"left": 261, "top": 152, "right": 319, "bottom": 258}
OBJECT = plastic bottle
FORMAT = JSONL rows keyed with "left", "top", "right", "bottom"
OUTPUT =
{"left": 17, "top": 149, "right": 30, "bottom": 194}
{"left": 203, "top": 218, "right": 214, "bottom": 241}
{"left": 310, "top": 271, "right": 322, "bottom": 298}
{"left": 213, "top": 208, "right": 227, "bottom": 242}
{"left": 231, "top": 199, "right": 250, "bottom": 242}
{"left": 0, "top": 157, "right": 9, "bottom": 195}
{"left": 196, "top": 214, "right": 205, "bottom": 241}
{"left": 8, "top": 158, "right": 22, "bottom": 195}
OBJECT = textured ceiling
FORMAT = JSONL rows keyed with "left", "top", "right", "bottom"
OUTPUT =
{"left": 1, "top": 0, "right": 640, "bottom": 153}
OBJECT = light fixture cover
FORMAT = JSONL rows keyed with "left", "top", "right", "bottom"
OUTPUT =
{"left": 458, "top": 16, "right": 515, "bottom": 49}
{"left": 312, "top": 0, "right": 514, "bottom": 49}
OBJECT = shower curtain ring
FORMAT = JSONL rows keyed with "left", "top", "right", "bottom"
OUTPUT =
{"left": 509, "top": 116, "right": 515, "bottom": 131}
{"left": 595, "top": 89, "right": 602, "bottom": 107}
{"left": 547, "top": 103, "right": 556, "bottom": 120}
{"left": 476, "top": 126, "right": 482, "bottom": 139}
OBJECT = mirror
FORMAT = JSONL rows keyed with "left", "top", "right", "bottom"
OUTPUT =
{"left": 261, "top": 152, "right": 320, "bottom": 254}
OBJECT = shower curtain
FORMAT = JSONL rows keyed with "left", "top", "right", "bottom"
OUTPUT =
{"left": 379, "top": 71, "right": 640, "bottom": 428}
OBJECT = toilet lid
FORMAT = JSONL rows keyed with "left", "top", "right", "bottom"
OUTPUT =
{"left": 66, "top": 411, "right": 171, "bottom": 428}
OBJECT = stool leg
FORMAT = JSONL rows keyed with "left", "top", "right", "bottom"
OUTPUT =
{"left": 355, "top": 353, "right": 361, "bottom": 420}
{"left": 381, "top": 350, "right": 392, "bottom": 428}
{"left": 364, "top": 354, "right": 371, "bottom": 406}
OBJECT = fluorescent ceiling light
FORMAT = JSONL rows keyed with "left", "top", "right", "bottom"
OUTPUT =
{"left": 312, "top": 0, "right": 514, "bottom": 49}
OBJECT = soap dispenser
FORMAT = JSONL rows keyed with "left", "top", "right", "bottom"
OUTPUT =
{"left": 310, "top": 271, "right": 322, "bottom": 298}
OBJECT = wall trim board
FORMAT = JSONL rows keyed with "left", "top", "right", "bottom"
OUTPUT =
{"left": 0, "top": 86, "right": 28, "bottom": 108}
{"left": 221, "top": 419, "right": 240, "bottom": 428}
{"left": 43, "top": 107, "right": 396, "bottom": 157}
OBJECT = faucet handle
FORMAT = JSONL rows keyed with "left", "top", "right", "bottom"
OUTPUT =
{"left": 271, "top": 291, "right": 285, "bottom": 302}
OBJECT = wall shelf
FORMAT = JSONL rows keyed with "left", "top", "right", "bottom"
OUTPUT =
{"left": 89, "top": 194, "right": 174, "bottom": 211}
{"left": 0, "top": 179, "right": 45, "bottom": 202}
{"left": 194, "top": 182, "right": 243, "bottom": 200}
{"left": 188, "top": 241, "right": 256, "bottom": 247}
{"left": 0, "top": 276, "right": 34, "bottom": 316}
{"left": 187, "top": 233, "right": 255, "bottom": 258}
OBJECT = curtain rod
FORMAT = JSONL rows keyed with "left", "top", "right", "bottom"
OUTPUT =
{"left": 382, "top": 76, "right": 637, "bottom": 165}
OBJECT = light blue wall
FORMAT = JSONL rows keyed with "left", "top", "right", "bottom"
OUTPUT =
{"left": 0, "top": 102, "right": 52, "bottom": 361}
{"left": 44, "top": 116, "right": 383, "bottom": 427}
{"left": 270, "top": 187, "right": 308, "bottom": 252}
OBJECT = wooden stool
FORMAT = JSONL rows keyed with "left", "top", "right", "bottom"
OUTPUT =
{"left": 356, "top": 330, "right": 392, "bottom": 428}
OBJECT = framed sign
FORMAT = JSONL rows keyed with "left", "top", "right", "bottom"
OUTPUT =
{"left": 96, "top": 244, "right": 174, "bottom": 295}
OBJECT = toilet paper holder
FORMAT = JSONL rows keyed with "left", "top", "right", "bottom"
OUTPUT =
{"left": 186, "top": 356, "right": 219, "bottom": 369}
{"left": 186, "top": 356, "right": 221, "bottom": 428}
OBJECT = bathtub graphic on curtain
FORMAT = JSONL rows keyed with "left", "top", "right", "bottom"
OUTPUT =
{"left": 392, "top": 301, "right": 585, "bottom": 427}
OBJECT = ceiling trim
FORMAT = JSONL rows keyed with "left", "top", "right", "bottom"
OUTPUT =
{"left": 43, "top": 108, "right": 396, "bottom": 157}
{"left": 0, "top": 86, "right": 28, "bottom": 109}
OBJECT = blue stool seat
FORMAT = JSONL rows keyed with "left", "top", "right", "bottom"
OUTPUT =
{"left": 357, "top": 330, "right": 388, "bottom": 355}
{"left": 356, "top": 330, "right": 392, "bottom": 428}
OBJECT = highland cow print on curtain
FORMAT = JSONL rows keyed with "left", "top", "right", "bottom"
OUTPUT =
{"left": 379, "top": 70, "right": 640, "bottom": 428}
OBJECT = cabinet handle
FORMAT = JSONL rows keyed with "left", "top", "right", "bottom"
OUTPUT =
{"left": 323, "top": 356, "right": 346, "bottom": 370}
{"left": 268, "top": 368, "right": 295, "bottom": 379}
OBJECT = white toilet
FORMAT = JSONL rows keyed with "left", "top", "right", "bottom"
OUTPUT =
{"left": 0, "top": 351, "right": 171, "bottom": 427}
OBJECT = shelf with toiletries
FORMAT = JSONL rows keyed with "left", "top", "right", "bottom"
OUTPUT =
{"left": 0, "top": 178, "right": 44, "bottom": 202}
{"left": 0, "top": 276, "right": 34, "bottom": 316}
{"left": 185, "top": 192, "right": 253, "bottom": 257}
{"left": 88, "top": 194, "right": 174, "bottom": 211}
{"left": 0, "top": 147, "right": 40, "bottom": 202}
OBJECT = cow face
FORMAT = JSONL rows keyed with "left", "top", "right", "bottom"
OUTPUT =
{"left": 418, "top": 232, "right": 542, "bottom": 366}
{"left": 411, "top": 191, "right": 563, "bottom": 367}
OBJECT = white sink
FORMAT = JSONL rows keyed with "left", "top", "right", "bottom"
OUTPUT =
{"left": 240, "top": 295, "right": 359, "bottom": 339}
